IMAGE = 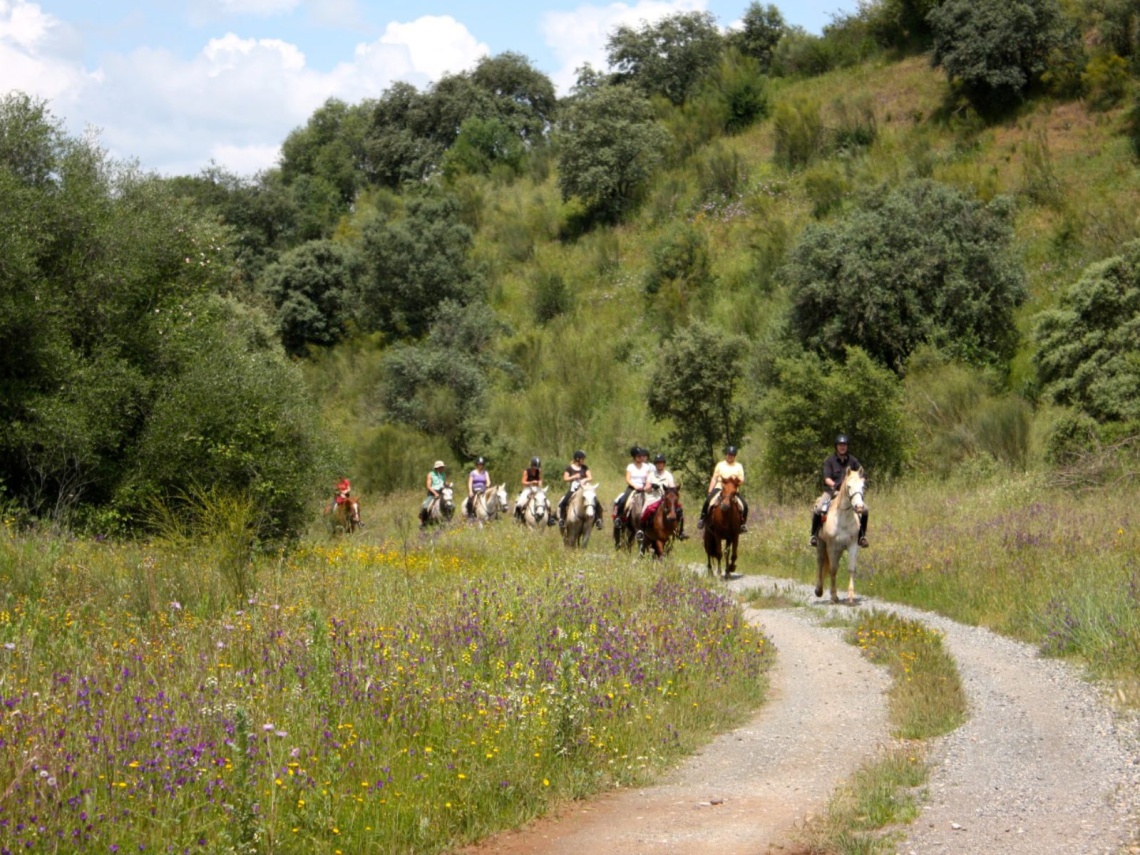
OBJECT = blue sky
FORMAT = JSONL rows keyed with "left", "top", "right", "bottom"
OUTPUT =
{"left": 1, "top": 0, "right": 858, "bottom": 176}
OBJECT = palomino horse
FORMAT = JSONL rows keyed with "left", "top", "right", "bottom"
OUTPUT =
{"left": 816, "top": 467, "right": 866, "bottom": 603}
{"left": 639, "top": 486, "right": 679, "bottom": 559}
{"left": 421, "top": 484, "right": 456, "bottom": 528}
{"left": 518, "top": 487, "right": 549, "bottom": 528}
{"left": 562, "top": 481, "right": 599, "bottom": 548}
{"left": 470, "top": 483, "right": 509, "bottom": 524}
{"left": 704, "top": 478, "right": 743, "bottom": 578}
{"left": 330, "top": 497, "right": 361, "bottom": 535}
{"left": 614, "top": 488, "right": 656, "bottom": 551}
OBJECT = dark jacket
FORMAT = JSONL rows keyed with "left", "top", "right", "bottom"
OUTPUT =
{"left": 823, "top": 453, "right": 862, "bottom": 496}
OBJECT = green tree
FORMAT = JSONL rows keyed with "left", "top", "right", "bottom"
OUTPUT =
{"left": 358, "top": 194, "right": 482, "bottom": 339}
{"left": 441, "top": 116, "right": 525, "bottom": 179}
{"left": 728, "top": 3, "right": 787, "bottom": 72}
{"left": 782, "top": 180, "right": 1026, "bottom": 372}
{"left": 556, "top": 84, "right": 670, "bottom": 224}
{"left": 607, "top": 11, "right": 724, "bottom": 106}
{"left": 929, "top": 0, "right": 1065, "bottom": 111}
{"left": 469, "top": 52, "right": 558, "bottom": 141}
{"left": 762, "top": 347, "right": 911, "bottom": 495}
{"left": 1035, "top": 240, "right": 1140, "bottom": 425}
{"left": 379, "top": 301, "right": 507, "bottom": 459}
{"left": 646, "top": 322, "right": 753, "bottom": 484}
{"left": 279, "top": 98, "right": 370, "bottom": 206}
{"left": 259, "top": 240, "right": 361, "bottom": 355}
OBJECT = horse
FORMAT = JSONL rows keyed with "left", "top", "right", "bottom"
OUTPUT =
{"left": 704, "top": 478, "right": 743, "bottom": 578}
{"left": 614, "top": 487, "right": 657, "bottom": 551}
{"left": 469, "top": 483, "right": 509, "bottom": 525}
{"left": 421, "top": 484, "right": 456, "bottom": 528}
{"left": 638, "top": 485, "right": 679, "bottom": 559}
{"left": 562, "top": 481, "right": 599, "bottom": 548}
{"left": 816, "top": 467, "right": 866, "bottom": 604}
{"left": 518, "top": 487, "right": 549, "bottom": 528}
{"left": 330, "top": 497, "right": 361, "bottom": 535}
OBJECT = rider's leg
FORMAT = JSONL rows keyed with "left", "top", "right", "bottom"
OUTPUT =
{"left": 676, "top": 506, "right": 689, "bottom": 539}
{"left": 553, "top": 491, "right": 569, "bottom": 527}
{"left": 697, "top": 492, "right": 713, "bottom": 530}
{"left": 594, "top": 498, "right": 604, "bottom": 529}
{"left": 858, "top": 508, "right": 869, "bottom": 547}
{"left": 614, "top": 488, "right": 630, "bottom": 530}
{"left": 740, "top": 497, "right": 749, "bottom": 533}
{"left": 810, "top": 511, "right": 822, "bottom": 546}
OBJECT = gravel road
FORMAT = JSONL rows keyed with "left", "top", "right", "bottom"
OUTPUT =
{"left": 461, "top": 573, "right": 1140, "bottom": 855}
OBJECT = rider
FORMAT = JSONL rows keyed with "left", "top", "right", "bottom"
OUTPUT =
{"left": 514, "top": 457, "right": 543, "bottom": 521}
{"left": 613, "top": 446, "right": 653, "bottom": 534}
{"left": 465, "top": 457, "right": 491, "bottom": 518}
{"left": 420, "top": 460, "right": 448, "bottom": 528}
{"left": 697, "top": 445, "right": 749, "bottom": 533}
{"left": 551, "top": 450, "right": 604, "bottom": 530}
{"left": 648, "top": 452, "right": 688, "bottom": 539}
{"left": 328, "top": 477, "right": 352, "bottom": 515}
{"left": 810, "top": 434, "right": 868, "bottom": 548}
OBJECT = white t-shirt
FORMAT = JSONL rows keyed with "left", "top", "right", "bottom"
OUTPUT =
{"left": 649, "top": 468, "right": 676, "bottom": 490}
{"left": 626, "top": 461, "right": 653, "bottom": 489}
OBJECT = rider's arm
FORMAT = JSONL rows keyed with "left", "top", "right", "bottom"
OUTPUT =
{"left": 706, "top": 469, "right": 719, "bottom": 493}
{"left": 426, "top": 473, "right": 437, "bottom": 495}
{"left": 521, "top": 469, "right": 530, "bottom": 486}
{"left": 583, "top": 466, "right": 592, "bottom": 482}
{"left": 467, "top": 472, "right": 474, "bottom": 495}
{"left": 563, "top": 468, "right": 575, "bottom": 482}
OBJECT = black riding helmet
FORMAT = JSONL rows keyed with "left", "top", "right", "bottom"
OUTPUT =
{"left": 476, "top": 456, "right": 486, "bottom": 465}
{"left": 530, "top": 456, "right": 540, "bottom": 467}
{"left": 835, "top": 434, "right": 849, "bottom": 446}
{"left": 725, "top": 445, "right": 738, "bottom": 456}
{"left": 573, "top": 450, "right": 586, "bottom": 461}
{"left": 654, "top": 453, "right": 666, "bottom": 463}
{"left": 629, "top": 445, "right": 642, "bottom": 458}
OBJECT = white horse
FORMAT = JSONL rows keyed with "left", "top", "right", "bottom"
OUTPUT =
{"left": 562, "top": 481, "right": 599, "bottom": 548}
{"left": 517, "top": 486, "right": 549, "bottom": 528}
{"left": 470, "top": 483, "right": 509, "bottom": 524}
{"left": 815, "top": 467, "right": 866, "bottom": 603}
{"left": 421, "top": 484, "right": 456, "bottom": 528}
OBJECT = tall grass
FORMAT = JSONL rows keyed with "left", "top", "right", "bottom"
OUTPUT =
{"left": 0, "top": 516, "right": 770, "bottom": 853}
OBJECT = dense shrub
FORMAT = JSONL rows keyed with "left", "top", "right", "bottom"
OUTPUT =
{"left": 1035, "top": 240, "right": 1140, "bottom": 424}
{"left": 762, "top": 347, "right": 911, "bottom": 496}
{"left": 782, "top": 180, "right": 1027, "bottom": 371}
{"left": 259, "top": 239, "right": 361, "bottom": 356}
{"left": 532, "top": 268, "right": 574, "bottom": 324}
{"left": 772, "top": 97, "right": 826, "bottom": 169}
{"left": 1081, "top": 52, "right": 1129, "bottom": 110}
{"left": 929, "top": 0, "right": 1065, "bottom": 112}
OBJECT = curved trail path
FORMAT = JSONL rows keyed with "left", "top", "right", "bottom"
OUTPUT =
{"left": 461, "top": 574, "right": 1140, "bottom": 855}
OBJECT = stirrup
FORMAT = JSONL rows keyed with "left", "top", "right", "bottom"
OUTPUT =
{"left": 858, "top": 536, "right": 869, "bottom": 548}
{"left": 810, "top": 535, "right": 818, "bottom": 546}
{"left": 739, "top": 523, "right": 748, "bottom": 533}
{"left": 696, "top": 519, "right": 705, "bottom": 530}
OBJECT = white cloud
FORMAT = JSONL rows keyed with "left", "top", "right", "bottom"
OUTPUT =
{"left": 0, "top": 7, "right": 490, "bottom": 176}
{"left": 542, "top": 0, "right": 707, "bottom": 94}
{"left": 0, "top": 0, "right": 92, "bottom": 100}
{"left": 377, "top": 16, "right": 487, "bottom": 81}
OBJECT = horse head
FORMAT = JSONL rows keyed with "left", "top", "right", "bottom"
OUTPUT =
{"left": 579, "top": 481, "right": 598, "bottom": 518}
{"left": 531, "top": 487, "right": 548, "bottom": 518}
{"left": 440, "top": 484, "right": 456, "bottom": 516}
{"left": 663, "top": 486, "right": 680, "bottom": 521}
{"left": 494, "top": 483, "right": 509, "bottom": 512}
{"left": 842, "top": 468, "right": 866, "bottom": 513}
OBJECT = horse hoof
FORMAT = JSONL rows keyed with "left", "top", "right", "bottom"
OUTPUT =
{"left": 814, "top": 586, "right": 823, "bottom": 598}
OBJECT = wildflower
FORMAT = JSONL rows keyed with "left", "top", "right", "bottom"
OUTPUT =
{"left": 169, "top": 602, "right": 181, "bottom": 611}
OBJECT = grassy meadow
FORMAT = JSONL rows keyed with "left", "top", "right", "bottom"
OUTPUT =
{"left": 0, "top": 500, "right": 770, "bottom": 854}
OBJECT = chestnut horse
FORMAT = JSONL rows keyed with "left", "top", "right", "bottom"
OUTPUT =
{"left": 703, "top": 478, "right": 742, "bottom": 578}
{"left": 331, "top": 497, "right": 361, "bottom": 535}
{"left": 639, "top": 485, "right": 680, "bottom": 559}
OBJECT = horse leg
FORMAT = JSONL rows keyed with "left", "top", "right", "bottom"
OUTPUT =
{"left": 815, "top": 544, "right": 826, "bottom": 598}
{"left": 847, "top": 545, "right": 858, "bottom": 603}
{"left": 728, "top": 535, "right": 738, "bottom": 577}
{"left": 829, "top": 545, "right": 840, "bottom": 603}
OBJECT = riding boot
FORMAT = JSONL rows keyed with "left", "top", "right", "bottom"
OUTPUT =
{"left": 676, "top": 509, "right": 689, "bottom": 540}
{"left": 810, "top": 512, "right": 822, "bottom": 546}
{"left": 858, "top": 509, "right": 869, "bottom": 547}
{"left": 594, "top": 500, "right": 604, "bottom": 529}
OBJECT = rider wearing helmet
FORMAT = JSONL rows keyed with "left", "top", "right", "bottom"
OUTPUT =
{"left": 697, "top": 445, "right": 749, "bottom": 533}
{"left": 515, "top": 457, "right": 544, "bottom": 521}
{"left": 649, "top": 452, "right": 688, "bottom": 539}
{"left": 613, "top": 446, "right": 653, "bottom": 533}
{"left": 811, "top": 434, "right": 868, "bottom": 547}
{"left": 465, "top": 456, "right": 491, "bottom": 518}
{"left": 551, "top": 450, "right": 603, "bottom": 529}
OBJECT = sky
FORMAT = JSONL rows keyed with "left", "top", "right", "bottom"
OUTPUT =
{"left": 0, "top": 0, "right": 859, "bottom": 177}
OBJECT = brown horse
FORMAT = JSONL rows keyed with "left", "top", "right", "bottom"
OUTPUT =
{"left": 331, "top": 497, "right": 361, "bottom": 535}
{"left": 639, "top": 486, "right": 680, "bottom": 559}
{"left": 703, "top": 478, "right": 742, "bottom": 578}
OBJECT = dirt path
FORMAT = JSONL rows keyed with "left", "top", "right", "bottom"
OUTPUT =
{"left": 459, "top": 574, "right": 1140, "bottom": 855}
{"left": 461, "top": 599, "right": 892, "bottom": 854}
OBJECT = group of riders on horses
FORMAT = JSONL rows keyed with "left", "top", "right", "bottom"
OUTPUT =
{"left": 337, "top": 434, "right": 869, "bottom": 547}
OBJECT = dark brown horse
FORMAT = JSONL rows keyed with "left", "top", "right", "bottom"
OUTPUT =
{"left": 704, "top": 478, "right": 742, "bottom": 578}
{"left": 639, "top": 486, "right": 680, "bottom": 559}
